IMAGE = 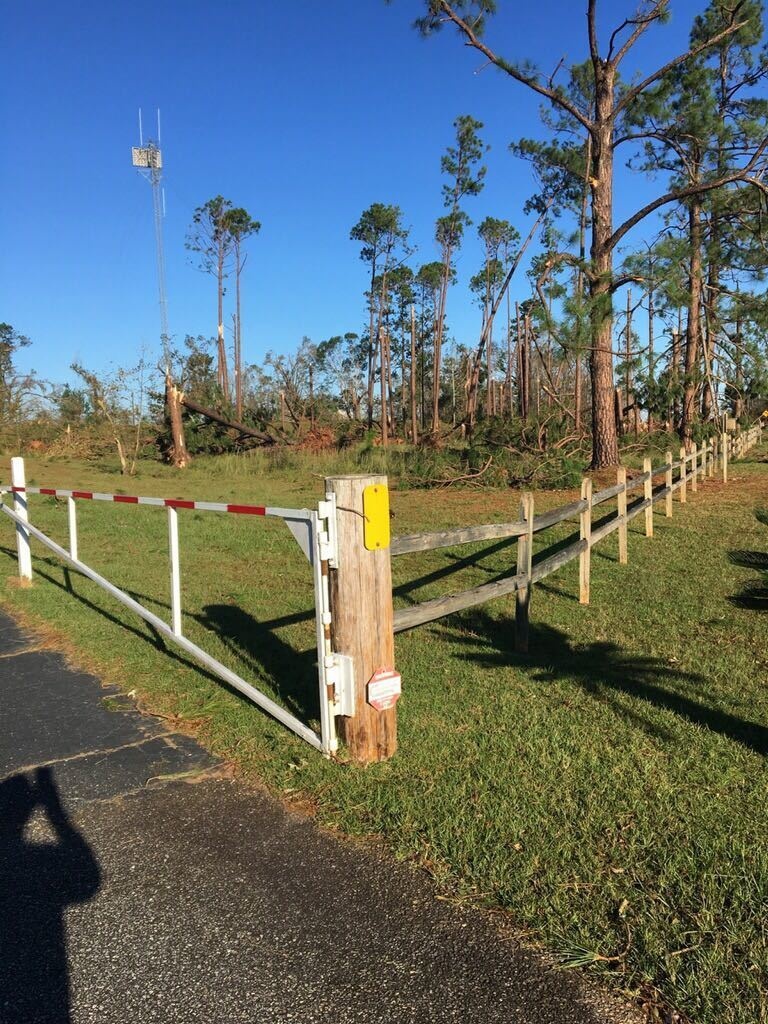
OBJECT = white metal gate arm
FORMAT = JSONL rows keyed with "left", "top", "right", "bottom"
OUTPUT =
{"left": 0, "top": 501, "right": 323, "bottom": 752}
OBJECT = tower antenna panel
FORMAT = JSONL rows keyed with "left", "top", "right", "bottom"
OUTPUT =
{"left": 131, "top": 115, "right": 169, "bottom": 366}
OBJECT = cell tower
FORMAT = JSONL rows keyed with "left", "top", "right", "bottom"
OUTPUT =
{"left": 132, "top": 108, "right": 169, "bottom": 367}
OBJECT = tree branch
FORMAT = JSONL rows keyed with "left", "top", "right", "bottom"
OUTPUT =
{"left": 610, "top": 3, "right": 666, "bottom": 66}
{"left": 609, "top": 138, "right": 768, "bottom": 250}
{"left": 613, "top": 10, "right": 749, "bottom": 120}
{"left": 436, "top": 0, "right": 594, "bottom": 133}
{"left": 587, "top": 0, "right": 600, "bottom": 67}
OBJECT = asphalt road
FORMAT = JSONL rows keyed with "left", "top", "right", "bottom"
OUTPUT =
{"left": 0, "top": 608, "right": 641, "bottom": 1024}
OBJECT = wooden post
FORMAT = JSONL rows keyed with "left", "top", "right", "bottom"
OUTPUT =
{"left": 679, "top": 447, "right": 688, "bottom": 503}
{"left": 722, "top": 432, "right": 728, "bottom": 483}
{"left": 579, "top": 477, "right": 592, "bottom": 604}
{"left": 665, "top": 451, "right": 673, "bottom": 518}
{"left": 515, "top": 492, "right": 534, "bottom": 653}
{"left": 325, "top": 474, "right": 397, "bottom": 763}
{"left": 691, "top": 443, "right": 698, "bottom": 492}
{"left": 643, "top": 457, "right": 653, "bottom": 537}
{"left": 10, "top": 457, "right": 32, "bottom": 582}
{"left": 617, "top": 466, "right": 628, "bottom": 565}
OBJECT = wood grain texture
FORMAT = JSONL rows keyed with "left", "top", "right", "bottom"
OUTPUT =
{"left": 391, "top": 519, "right": 526, "bottom": 556}
{"left": 530, "top": 538, "right": 587, "bottom": 583}
{"left": 394, "top": 570, "right": 526, "bottom": 633}
{"left": 326, "top": 475, "right": 396, "bottom": 763}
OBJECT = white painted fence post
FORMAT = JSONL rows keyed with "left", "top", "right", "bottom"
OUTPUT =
{"left": 10, "top": 457, "right": 32, "bottom": 582}
{"left": 167, "top": 506, "right": 182, "bottom": 636}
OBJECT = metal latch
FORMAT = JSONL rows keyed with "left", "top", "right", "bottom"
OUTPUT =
{"left": 324, "top": 653, "right": 355, "bottom": 717}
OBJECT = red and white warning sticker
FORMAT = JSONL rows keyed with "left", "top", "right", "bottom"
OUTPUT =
{"left": 367, "top": 668, "right": 402, "bottom": 711}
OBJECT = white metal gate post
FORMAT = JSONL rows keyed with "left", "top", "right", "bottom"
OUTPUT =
{"left": 10, "top": 457, "right": 32, "bottom": 582}
{"left": 67, "top": 497, "right": 78, "bottom": 560}
{"left": 167, "top": 506, "right": 182, "bottom": 637}
{"left": 312, "top": 506, "right": 337, "bottom": 756}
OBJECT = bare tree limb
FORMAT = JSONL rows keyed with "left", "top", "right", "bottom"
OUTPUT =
{"left": 435, "top": 0, "right": 593, "bottom": 133}
{"left": 609, "top": 138, "right": 768, "bottom": 250}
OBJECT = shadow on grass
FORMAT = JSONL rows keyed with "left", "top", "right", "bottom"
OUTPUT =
{"left": 728, "top": 508, "right": 768, "bottom": 610}
{"left": 0, "top": 546, "right": 319, "bottom": 726}
{"left": 393, "top": 536, "right": 515, "bottom": 605}
{"left": 195, "top": 604, "right": 318, "bottom": 721}
{"left": 438, "top": 611, "right": 768, "bottom": 756}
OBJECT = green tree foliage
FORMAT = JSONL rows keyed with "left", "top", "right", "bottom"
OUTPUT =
{"left": 350, "top": 202, "right": 410, "bottom": 433}
{"left": 432, "top": 115, "right": 487, "bottom": 431}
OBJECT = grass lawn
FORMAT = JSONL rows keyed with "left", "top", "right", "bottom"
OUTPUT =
{"left": 1, "top": 446, "right": 767, "bottom": 1023}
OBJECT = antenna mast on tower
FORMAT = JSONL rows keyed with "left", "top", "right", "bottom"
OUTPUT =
{"left": 132, "top": 109, "right": 170, "bottom": 367}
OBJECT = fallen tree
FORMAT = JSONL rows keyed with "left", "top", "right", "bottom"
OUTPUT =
{"left": 179, "top": 395, "right": 276, "bottom": 445}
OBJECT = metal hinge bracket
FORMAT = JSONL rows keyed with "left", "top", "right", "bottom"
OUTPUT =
{"left": 324, "top": 653, "right": 355, "bottom": 717}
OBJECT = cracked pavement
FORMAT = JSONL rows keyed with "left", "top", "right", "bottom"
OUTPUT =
{"left": 0, "top": 608, "right": 642, "bottom": 1023}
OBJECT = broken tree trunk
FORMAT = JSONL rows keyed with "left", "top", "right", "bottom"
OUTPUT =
{"left": 165, "top": 373, "right": 191, "bottom": 468}
{"left": 180, "top": 396, "right": 275, "bottom": 444}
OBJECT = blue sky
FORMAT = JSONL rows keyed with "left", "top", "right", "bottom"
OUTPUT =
{"left": 2, "top": 0, "right": 711, "bottom": 386}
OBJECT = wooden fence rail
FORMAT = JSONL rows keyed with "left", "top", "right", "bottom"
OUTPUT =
{"left": 392, "top": 424, "right": 763, "bottom": 638}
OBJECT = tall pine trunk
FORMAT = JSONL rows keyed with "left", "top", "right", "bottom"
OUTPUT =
{"left": 681, "top": 194, "right": 703, "bottom": 446}
{"left": 588, "top": 73, "right": 620, "bottom": 468}
{"left": 410, "top": 304, "right": 419, "bottom": 444}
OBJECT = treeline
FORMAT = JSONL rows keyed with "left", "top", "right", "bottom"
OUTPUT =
{"left": 4, "top": 1, "right": 768, "bottom": 477}
{"left": 178, "top": 0, "right": 768, "bottom": 469}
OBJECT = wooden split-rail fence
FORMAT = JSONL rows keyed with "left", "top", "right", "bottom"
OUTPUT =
{"left": 4, "top": 425, "right": 762, "bottom": 766}
{"left": 324, "top": 424, "right": 763, "bottom": 762}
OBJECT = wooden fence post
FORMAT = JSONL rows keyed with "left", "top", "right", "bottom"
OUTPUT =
{"left": 691, "top": 443, "right": 698, "bottom": 492}
{"left": 515, "top": 492, "right": 534, "bottom": 653}
{"left": 679, "top": 447, "right": 688, "bottom": 503}
{"left": 643, "top": 457, "right": 653, "bottom": 537}
{"left": 10, "top": 457, "right": 32, "bottom": 582}
{"left": 665, "top": 451, "right": 673, "bottom": 518}
{"left": 617, "top": 466, "right": 628, "bottom": 565}
{"left": 579, "top": 477, "right": 592, "bottom": 605}
{"left": 325, "top": 474, "right": 397, "bottom": 763}
{"left": 722, "top": 433, "right": 728, "bottom": 483}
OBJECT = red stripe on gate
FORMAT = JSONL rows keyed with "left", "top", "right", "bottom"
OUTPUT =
{"left": 164, "top": 499, "right": 195, "bottom": 510}
{"left": 72, "top": 491, "right": 93, "bottom": 500}
{"left": 113, "top": 495, "right": 139, "bottom": 504}
{"left": 11, "top": 486, "right": 24, "bottom": 493}
{"left": 40, "top": 488, "right": 57, "bottom": 496}
{"left": 226, "top": 504, "right": 266, "bottom": 516}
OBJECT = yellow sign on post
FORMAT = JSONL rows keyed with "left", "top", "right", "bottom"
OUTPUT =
{"left": 362, "top": 483, "right": 390, "bottom": 551}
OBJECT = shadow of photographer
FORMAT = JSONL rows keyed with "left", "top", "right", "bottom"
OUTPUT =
{"left": 0, "top": 767, "right": 101, "bottom": 1024}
